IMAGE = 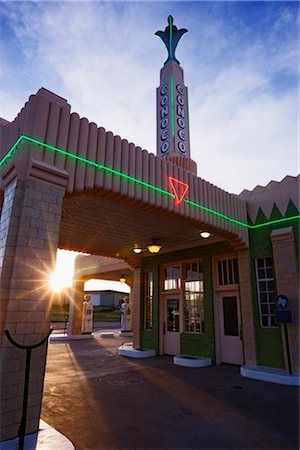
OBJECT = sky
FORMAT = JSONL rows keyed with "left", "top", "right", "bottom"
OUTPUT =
{"left": 0, "top": 0, "right": 298, "bottom": 196}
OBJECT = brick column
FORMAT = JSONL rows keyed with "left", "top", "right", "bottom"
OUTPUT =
{"left": 271, "top": 227, "right": 299, "bottom": 373}
{"left": 0, "top": 177, "right": 65, "bottom": 441}
{"left": 132, "top": 268, "right": 141, "bottom": 349}
{"left": 238, "top": 249, "right": 257, "bottom": 365}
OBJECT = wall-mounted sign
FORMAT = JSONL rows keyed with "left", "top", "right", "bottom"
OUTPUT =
{"left": 275, "top": 294, "right": 289, "bottom": 310}
{"left": 158, "top": 78, "right": 190, "bottom": 158}
{"left": 159, "top": 83, "right": 170, "bottom": 155}
{"left": 274, "top": 295, "right": 293, "bottom": 324}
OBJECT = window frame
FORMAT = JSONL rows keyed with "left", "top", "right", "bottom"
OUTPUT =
{"left": 182, "top": 259, "right": 205, "bottom": 334}
{"left": 216, "top": 256, "right": 239, "bottom": 288}
{"left": 144, "top": 271, "right": 153, "bottom": 330}
{"left": 255, "top": 256, "right": 277, "bottom": 328}
{"left": 160, "top": 258, "right": 205, "bottom": 335}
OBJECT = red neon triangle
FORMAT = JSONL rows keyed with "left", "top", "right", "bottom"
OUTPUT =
{"left": 168, "top": 177, "right": 189, "bottom": 204}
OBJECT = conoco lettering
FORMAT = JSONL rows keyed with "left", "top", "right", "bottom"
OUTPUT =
{"left": 178, "top": 129, "right": 185, "bottom": 140}
{"left": 161, "top": 141, "right": 169, "bottom": 153}
{"left": 160, "top": 83, "right": 168, "bottom": 95}
{"left": 161, "top": 106, "right": 169, "bottom": 119}
{"left": 177, "top": 95, "right": 184, "bottom": 106}
{"left": 178, "top": 118, "right": 185, "bottom": 129}
{"left": 160, "top": 95, "right": 168, "bottom": 106}
{"left": 177, "top": 105, "right": 185, "bottom": 118}
{"left": 176, "top": 84, "right": 184, "bottom": 95}
{"left": 161, "top": 129, "right": 168, "bottom": 140}
{"left": 161, "top": 118, "right": 168, "bottom": 129}
{"left": 178, "top": 142, "right": 186, "bottom": 153}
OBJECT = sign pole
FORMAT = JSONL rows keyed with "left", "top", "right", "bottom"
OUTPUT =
{"left": 283, "top": 323, "right": 292, "bottom": 375}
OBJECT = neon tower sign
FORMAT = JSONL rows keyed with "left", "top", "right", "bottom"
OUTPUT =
{"left": 155, "top": 16, "right": 196, "bottom": 174}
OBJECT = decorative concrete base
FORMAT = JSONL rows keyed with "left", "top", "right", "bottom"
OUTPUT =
{"left": 241, "top": 365, "right": 300, "bottom": 386}
{"left": 1, "top": 419, "right": 74, "bottom": 449}
{"left": 119, "top": 330, "right": 133, "bottom": 337}
{"left": 173, "top": 356, "right": 212, "bottom": 368}
{"left": 118, "top": 343, "right": 156, "bottom": 358}
{"left": 100, "top": 332, "right": 115, "bottom": 338}
{"left": 50, "top": 333, "right": 94, "bottom": 341}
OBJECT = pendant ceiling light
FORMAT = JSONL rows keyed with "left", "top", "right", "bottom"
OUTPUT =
{"left": 199, "top": 231, "right": 211, "bottom": 239}
{"left": 147, "top": 239, "right": 162, "bottom": 254}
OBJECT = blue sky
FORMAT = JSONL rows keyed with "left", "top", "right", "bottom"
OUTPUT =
{"left": 0, "top": 1, "right": 298, "bottom": 194}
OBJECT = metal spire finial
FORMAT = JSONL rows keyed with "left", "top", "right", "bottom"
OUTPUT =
{"left": 155, "top": 15, "right": 188, "bottom": 66}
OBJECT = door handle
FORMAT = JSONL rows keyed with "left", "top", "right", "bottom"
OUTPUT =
{"left": 163, "top": 322, "right": 166, "bottom": 335}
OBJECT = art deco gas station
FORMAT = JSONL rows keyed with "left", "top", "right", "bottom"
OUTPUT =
{"left": 0, "top": 16, "right": 299, "bottom": 442}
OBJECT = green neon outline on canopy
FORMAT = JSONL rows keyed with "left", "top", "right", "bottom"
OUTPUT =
{"left": 0, "top": 135, "right": 299, "bottom": 231}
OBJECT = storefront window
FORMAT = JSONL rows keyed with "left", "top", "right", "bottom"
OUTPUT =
{"left": 164, "top": 266, "right": 181, "bottom": 290}
{"left": 183, "top": 261, "right": 205, "bottom": 333}
{"left": 144, "top": 272, "right": 153, "bottom": 330}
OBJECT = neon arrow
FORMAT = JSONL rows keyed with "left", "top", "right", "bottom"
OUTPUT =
{"left": 168, "top": 176, "right": 189, "bottom": 204}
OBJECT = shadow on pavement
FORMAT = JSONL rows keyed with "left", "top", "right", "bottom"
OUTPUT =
{"left": 42, "top": 332, "right": 299, "bottom": 450}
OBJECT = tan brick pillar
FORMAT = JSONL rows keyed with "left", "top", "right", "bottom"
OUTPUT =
{"left": 0, "top": 177, "right": 65, "bottom": 441}
{"left": 68, "top": 279, "right": 85, "bottom": 335}
{"left": 271, "top": 227, "right": 299, "bottom": 373}
{"left": 132, "top": 268, "right": 141, "bottom": 349}
{"left": 238, "top": 249, "right": 257, "bottom": 365}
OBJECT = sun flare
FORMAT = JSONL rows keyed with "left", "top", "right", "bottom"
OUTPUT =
{"left": 49, "top": 250, "right": 78, "bottom": 292}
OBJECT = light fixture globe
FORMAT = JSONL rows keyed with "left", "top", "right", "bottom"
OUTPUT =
{"left": 119, "top": 275, "right": 126, "bottom": 283}
{"left": 133, "top": 245, "right": 142, "bottom": 254}
{"left": 200, "top": 231, "right": 211, "bottom": 239}
{"left": 147, "top": 239, "right": 161, "bottom": 254}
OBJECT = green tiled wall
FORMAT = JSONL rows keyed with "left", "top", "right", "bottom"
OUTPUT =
{"left": 139, "top": 199, "right": 299, "bottom": 366}
{"left": 140, "top": 241, "right": 234, "bottom": 359}
{"left": 248, "top": 200, "right": 299, "bottom": 369}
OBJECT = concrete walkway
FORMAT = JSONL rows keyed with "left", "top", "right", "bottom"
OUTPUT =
{"left": 39, "top": 329, "right": 299, "bottom": 450}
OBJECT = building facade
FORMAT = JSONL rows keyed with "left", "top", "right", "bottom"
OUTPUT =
{"left": 0, "top": 16, "right": 299, "bottom": 443}
{"left": 140, "top": 176, "right": 299, "bottom": 370}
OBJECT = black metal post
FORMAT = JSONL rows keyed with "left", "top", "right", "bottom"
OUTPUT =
{"left": 18, "top": 347, "right": 31, "bottom": 450}
{"left": 4, "top": 328, "right": 53, "bottom": 450}
{"left": 283, "top": 323, "right": 292, "bottom": 375}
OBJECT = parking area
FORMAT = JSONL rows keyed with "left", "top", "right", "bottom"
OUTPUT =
{"left": 41, "top": 331, "right": 299, "bottom": 450}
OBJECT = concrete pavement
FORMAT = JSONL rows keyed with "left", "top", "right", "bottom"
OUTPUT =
{"left": 40, "top": 330, "right": 299, "bottom": 450}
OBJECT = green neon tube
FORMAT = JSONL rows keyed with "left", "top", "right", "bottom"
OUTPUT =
{"left": 170, "top": 74, "right": 175, "bottom": 139}
{"left": 0, "top": 135, "right": 23, "bottom": 166}
{"left": 0, "top": 135, "right": 299, "bottom": 231}
{"left": 249, "top": 216, "right": 299, "bottom": 230}
{"left": 183, "top": 198, "right": 249, "bottom": 228}
{"left": 169, "top": 15, "right": 173, "bottom": 60}
{"left": 74, "top": 265, "right": 99, "bottom": 273}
